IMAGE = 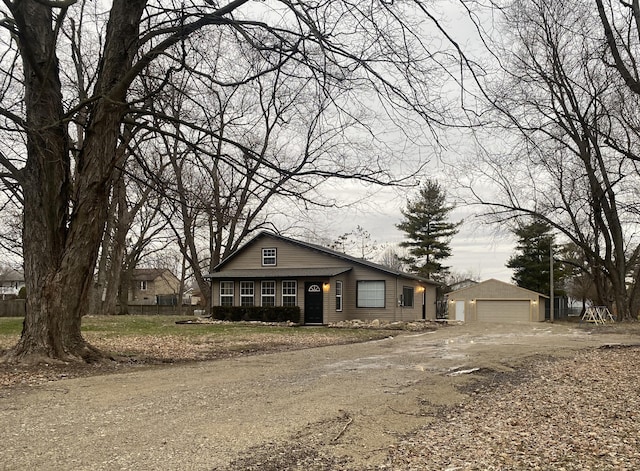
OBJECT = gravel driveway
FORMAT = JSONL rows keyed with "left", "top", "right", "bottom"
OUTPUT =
{"left": 1, "top": 322, "right": 638, "bottom": 470}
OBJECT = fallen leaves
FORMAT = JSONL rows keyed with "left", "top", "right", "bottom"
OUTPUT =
{"left": 0, "top": 327, "right": 392, "bottom": 389}
{"left": 386, "top": 346, "right": 640, "bottom": 470}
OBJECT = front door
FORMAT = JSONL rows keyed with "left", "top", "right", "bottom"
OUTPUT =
{"left": 304, "top": 281, "right": 324, "bottom": 324}
{"left": 455, "top": 300, "right": 465, "bottom": 321}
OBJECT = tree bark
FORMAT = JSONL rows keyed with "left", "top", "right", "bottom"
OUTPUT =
{"left": 102, "top": 174, "right": 130, "bottom": 315}
{"left": 6, "top": 1, "right": 146, "bottom": 363}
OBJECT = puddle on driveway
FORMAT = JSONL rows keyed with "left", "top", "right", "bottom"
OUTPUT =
{"left": 323, "top": 338, "right": 471, "bottom": 375}
{"left": 325, "top": 354, "right": 396, "bottom": 371}
{"left": 321, "top": 324, "right": 606, "bottom": 376}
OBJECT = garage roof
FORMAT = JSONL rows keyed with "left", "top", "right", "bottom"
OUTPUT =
{"left": 449, "top": 278, "right": 548, "bottom": 298}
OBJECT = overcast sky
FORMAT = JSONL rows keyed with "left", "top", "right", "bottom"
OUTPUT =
{"left": 343, "top": 191, "right": 515, "bottom": 283}
{"left": 294, "top": 180, "right": 516, "bottom": 283}
{"left": 279, "top": 1, "right": 516, "bottom": 282}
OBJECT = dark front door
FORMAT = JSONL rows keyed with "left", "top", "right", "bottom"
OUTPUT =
{"left": 304, "top": 281, "right": 324, "bottom": 324}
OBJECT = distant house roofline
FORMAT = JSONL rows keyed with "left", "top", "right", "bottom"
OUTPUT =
{"left": 131, "top": 268, "right": 176, "bottom": 281}
{"left": 0, "top": 268, "right": 24, "bottom": 282}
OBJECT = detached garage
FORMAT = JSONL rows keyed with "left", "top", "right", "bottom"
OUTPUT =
{"left": 447, "top": 279, "right": 547, "bottom": 323}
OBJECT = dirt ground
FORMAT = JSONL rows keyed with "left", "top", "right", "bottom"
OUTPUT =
{"left": 1, "top": 321, "right": 639, "bottom": 470}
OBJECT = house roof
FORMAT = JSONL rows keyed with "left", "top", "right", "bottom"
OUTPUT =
{"left": 131, "top": 268, "right": 175, "bottom": 281}
{"left": 212, "top": 231, "right": 438, "bottom": 285}
{"left": 0, "top": 269, "right": 24, "bottom": 282}
{"left": 206, "top": 267, "right": 352, "bottom": 279}
{"left": 448, "top": 278, "right": 549, "bottom": 298}
{"left": 449, "top": 278, "right": 478, "bottom": 290}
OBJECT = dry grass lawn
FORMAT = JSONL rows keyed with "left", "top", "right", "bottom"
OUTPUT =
{"left": 0, "top": 315, "right": 398, "bottom": 388}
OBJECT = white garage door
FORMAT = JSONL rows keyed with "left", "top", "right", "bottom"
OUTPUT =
{"left": 476, "top": 300, "right": 531, "bottom": 323}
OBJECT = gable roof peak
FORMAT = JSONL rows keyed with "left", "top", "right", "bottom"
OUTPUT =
{"left": 131, "top": 268, "right": 174, "bottom": 280}
{"left": 449, "top": 277, "right": 548, "bottom": 297}
{"left": 215, "top": 230, "right": 439, "bottom": 285}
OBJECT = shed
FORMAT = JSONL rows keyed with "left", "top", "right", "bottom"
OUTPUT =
{"left": 447, "top": 279, "right": 547, "bottom": 323}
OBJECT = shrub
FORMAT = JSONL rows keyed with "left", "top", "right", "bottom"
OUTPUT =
{"left": 211, "top": 306, "right": 300, "bottom": 323}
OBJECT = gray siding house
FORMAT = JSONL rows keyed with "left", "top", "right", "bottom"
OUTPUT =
{"left": 207, "top": 232, "right": 438, "bottom": 324}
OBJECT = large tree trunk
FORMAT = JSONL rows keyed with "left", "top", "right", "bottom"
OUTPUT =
{"left": 103, "top": 224, "right": 128, "bottom": 316}
{"left": 5, "top": 1, "right": 146, "bottom": 363}
{"left": 6, "top": 2, "right": 70, "bottom": 362}
{"left": 117, "top": 267, "right": 132, "bottom": 316}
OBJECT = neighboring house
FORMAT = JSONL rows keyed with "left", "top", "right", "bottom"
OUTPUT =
{"left": 447, "top": 278, "right": 547, "bottom": 323}
{"left": 0, "top": 269, "right": 25, "bottom": 299}
{"left": 448, "top": 278, "right": 478, "bottom": 292}
{"left": 206, "top": 231, "right": 439, "bottom": 324}
{"left": 183, "top": 288, "right": 203, "bottom": 306}
{"left": 128, "top": 268, "right": 180, "bottom": 305}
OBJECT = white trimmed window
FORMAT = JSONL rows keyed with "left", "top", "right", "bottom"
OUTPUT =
{"left": 357, "top": 280, "right": 385, "bottom": 308}
{"left": 261, "top": 280, "right": 276, "bottom": 307}
{"left": 262, "top": 248, "right": 277, "bottom": 266}
{"left": 335, "top": 280, "right": 343, "bottom": 311}
{"left": 240, "top": 281, "right": 254, "bottom": 306}
{"left": 139, "top": 280, "right": 148, "bottom": 291}
{"left": 220, "top": 281, "right": 234, "bottom": 307}
{"left": 282, "top": 280, "right": 297, "bottom": 307}
{"left": 402, "top": 286, "right": 414, "bottom": 307}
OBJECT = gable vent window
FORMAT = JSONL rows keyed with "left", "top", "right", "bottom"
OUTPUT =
{"left": 262, "top": 248, "right": 277, "bottom": 266}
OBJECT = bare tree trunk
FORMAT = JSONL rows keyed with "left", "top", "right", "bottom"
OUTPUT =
{"left": 629, "top": 263, "right": 640, "bottom": 320}
{"left": 103, "top": 230, "right": 127, "bottom": 316}
{"left": 178, "top": 256, "right": 186, "bottom": 316}
{"left": 91, "top": 188, "right": 118, "bottom": 315}
{"left": 6, "top": 1, "right": 146, "bottom": 363}
{"left": 9, "top": 1, "right": 81, "bottom": 362}
{"left": 117, "top": 267, "right": 132, "bottom": 316}
{"left": 99, "top": 174, "right": 129, "bottom": 316}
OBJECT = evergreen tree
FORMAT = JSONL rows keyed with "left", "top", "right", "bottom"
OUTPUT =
{"left": 396, "top": 180, "right": 461, "bottom": 281}
{"left": 507, "top": 219, "right": 566, "bottom": 294}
